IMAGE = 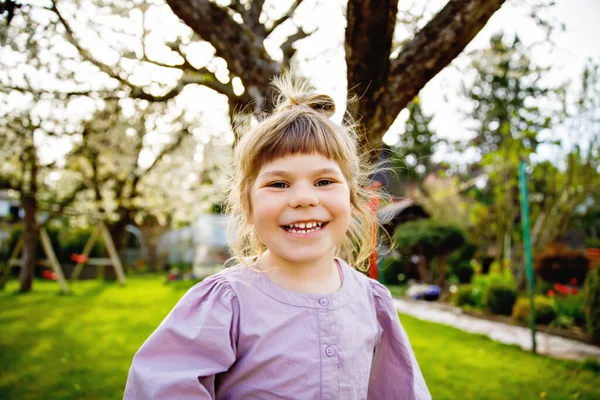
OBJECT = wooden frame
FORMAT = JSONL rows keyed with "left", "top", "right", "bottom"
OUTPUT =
{"left": 0, "top": 227, "right": 69, "bottom": 293}
{"left": 70, "top": 221, "right": 126, "bottom": 284}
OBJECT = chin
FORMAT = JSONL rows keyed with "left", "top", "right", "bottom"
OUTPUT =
{"left": 275, "top": 249, "right": 331, "bottom": 265}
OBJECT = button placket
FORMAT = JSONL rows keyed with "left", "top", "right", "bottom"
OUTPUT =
{"left": 319, "top": 297, "right": 329, "bottom": 306}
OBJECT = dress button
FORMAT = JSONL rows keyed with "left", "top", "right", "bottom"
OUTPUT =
{"left": 319, "top": 298, "right": 329, "bottom": 306}
{"left": 325, "top": 346, "right": 336, "bottom": 357}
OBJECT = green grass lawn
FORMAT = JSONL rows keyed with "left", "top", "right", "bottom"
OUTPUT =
{"left": 0, "top": 276, "right": 598, "bottom": 400}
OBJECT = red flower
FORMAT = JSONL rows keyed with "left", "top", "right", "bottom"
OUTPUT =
{"left": 570, "top": 278, "right": 577, "bottom": 286}
{"left": 547, "top": 289, "right": 555, "bottom": 297}
{"left": 571, "top": 287, "right": 578, "bottom": 295}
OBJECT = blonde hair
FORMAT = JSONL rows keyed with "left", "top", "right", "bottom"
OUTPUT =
{"left": 225, "top": 75, "right": 378, "bottom": 271}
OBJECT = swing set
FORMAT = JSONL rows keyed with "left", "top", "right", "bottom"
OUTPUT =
{"left": 0, "top": 221, "right": 127, "bottom": 293}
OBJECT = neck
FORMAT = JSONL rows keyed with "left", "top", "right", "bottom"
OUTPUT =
{"left": 258, "top": 250, "right": 341, "bottom": 294}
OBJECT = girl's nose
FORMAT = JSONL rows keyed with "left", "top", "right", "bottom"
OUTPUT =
{"left": 288, "top": 185, "right": 319, "bottom": 208}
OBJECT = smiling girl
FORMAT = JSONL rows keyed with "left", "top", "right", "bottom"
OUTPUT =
{"left": 124, "top": 76, "right": 430, "bottom": 399}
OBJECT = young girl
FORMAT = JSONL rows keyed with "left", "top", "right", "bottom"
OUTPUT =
{"left": 124, "top": 77, "right": 431, "bottom": 399}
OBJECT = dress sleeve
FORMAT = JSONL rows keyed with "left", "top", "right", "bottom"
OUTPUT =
{"left": 124, "top": 274, "right": 239, "bottom": 399}
{"left": 368, "top": 280, "right": 431, "bottom": 400}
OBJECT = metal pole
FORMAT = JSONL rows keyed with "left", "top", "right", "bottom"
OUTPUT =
{"left": 518, "top": 161, "right": 537, "bottom": 354}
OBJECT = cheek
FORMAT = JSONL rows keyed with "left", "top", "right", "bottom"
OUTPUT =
{"left": 332, "top": 188, "right": 353, "bottom": 225}
{"left": 249, "top": 191, "right": 281, "bottom": 225}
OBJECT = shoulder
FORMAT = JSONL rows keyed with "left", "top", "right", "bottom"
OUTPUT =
{"left": 339, "top": 260, "right": 392, "bottom": 301}
{"left": 188, "top": 263, "right": 265, "bottom": 304}
{"left": 180, "top": 267, "right": 242, "bottom": 310}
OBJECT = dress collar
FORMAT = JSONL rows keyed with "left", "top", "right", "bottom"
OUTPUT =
{"left": 244, "top": 258, "right": 355, "bottom": 309}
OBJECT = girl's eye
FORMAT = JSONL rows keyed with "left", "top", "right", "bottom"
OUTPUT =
{"left": 316, "top": 179, "right": 334, "bottom": 187}
{"left": 268, "top": 182, "right": 289, "bottom": 188}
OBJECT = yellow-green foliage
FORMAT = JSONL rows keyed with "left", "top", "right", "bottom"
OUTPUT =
{"left": 512, "top": 295, "right": 557, "bottom": 325}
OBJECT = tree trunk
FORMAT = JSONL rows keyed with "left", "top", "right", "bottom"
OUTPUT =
{"left": 19, "top": 196, "right": 37, "bottom": 293}
{"left": 436, "top": 253, "right": 448, "bottom": 288}
{"left": 417, "top": 254, "right": 429, "bottom": 283}
{"left": 348, "top": 0, "right": 506, "bottom": 153}
{"left": 108, "top": 206, "right": 132, "bottom": 255}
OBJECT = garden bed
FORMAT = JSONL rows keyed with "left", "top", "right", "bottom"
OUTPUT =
{"left": 402, "top": 296, "right": 598, "bottom": 346}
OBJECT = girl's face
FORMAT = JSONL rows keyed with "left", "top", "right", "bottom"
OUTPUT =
{"left": 250, "top": 153, "right": 352, "bottom": 268}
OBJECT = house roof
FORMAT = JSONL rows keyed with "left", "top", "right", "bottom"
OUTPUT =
{"left": 377, "top": 198, "right": 416, "bottom": 223}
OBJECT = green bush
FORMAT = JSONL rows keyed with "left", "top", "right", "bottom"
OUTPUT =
{"left": 455, "top": 284, "right": 480, "bottom": 308}
{"left": 454, "top": 261, "right": 475, "bottom": 284}
{"left": 471, "top": 269, "right": 515, "bottom": 307}
{"left": 512, "top": 296, "right": 557, "bottom": 325}
{"left": 381, "top": 257, "right": 411, "bottom": 285}
{"left": 585, "top": 237, "right": 600, "bottom": 249}
{"left": 584, "top": 268, "right": 600, "bottom": 343}
{"left": 554, "top": 292, "right": 586, "bottom": 327}
{"left": 550, "top": 315, "right": 574, "bottom": 329}
{"left": 484, "top": 283, "right": 517, "bottom": 316}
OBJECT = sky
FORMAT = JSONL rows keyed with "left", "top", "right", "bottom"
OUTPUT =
{"left": 3, "top": 0, "right": 599, "bottom": 167}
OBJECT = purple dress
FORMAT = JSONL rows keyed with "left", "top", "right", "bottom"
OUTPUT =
{"left": 124, "top": 259, "right": 431, "bottom": 399}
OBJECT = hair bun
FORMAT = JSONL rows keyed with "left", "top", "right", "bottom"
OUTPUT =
{"left": 272, "top": 74, "right": 336, "bottom": 118}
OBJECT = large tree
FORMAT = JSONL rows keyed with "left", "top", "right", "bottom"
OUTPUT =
{"left": 162, "top": 0, "right": 506, "bottom": 153}
{"left": 5, "top": 0, "right": 506, "bottom": 154}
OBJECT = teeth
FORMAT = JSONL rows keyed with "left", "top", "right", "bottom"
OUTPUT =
{"left": 284, "top": 221, "right": 325, "bottom": 234}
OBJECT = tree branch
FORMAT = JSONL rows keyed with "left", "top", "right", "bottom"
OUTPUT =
{"left": 227, "top": 0, "right": 244, "bottom": 15}
{"left": 1, "top": 84, "right": 119, "bottom": 100}
{"left": 266, "top": 0, "right": 304, "bottom": 36}
{"left": 281, "top": 28, "right": 310, "bottom": 69}
{"left": 50, "top": 1, "right": 247, "bottom": 104}
{"left": 245, "top": 0, "right": 266, "bottom": 37}
{"left": 165, "top": 0, "right": 280, "bottom": 111}
{"left": 347, "top": 0, "right": 505, "bottom": 153}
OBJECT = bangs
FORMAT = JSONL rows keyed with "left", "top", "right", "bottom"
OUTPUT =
{"left": 251, "top": 112, "right": 349, "bottom": 172}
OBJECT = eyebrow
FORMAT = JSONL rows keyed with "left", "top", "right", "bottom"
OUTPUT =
{"left": 259, "top": 168, "right": 342, "bottom": 178}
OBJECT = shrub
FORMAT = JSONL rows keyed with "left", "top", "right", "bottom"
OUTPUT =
{"left": 394, "top": 219, "right": 465, "bottom": 284}
{"left": 550, "top": 315, "right": 574, "bottom": 329}
{"left": 453, "top": 261, "right": 475, "bottom": 284}
{"left": 484, "top": 283, "right": 517, "bottom": 316}
{"left": 381, "top": 257, "right": 412, "bottom": 285}
{"left": 512, "top": 296, "right": 557, "bottom": 325}
{"left": 584, "top": 267, "right": 600, "bottom": 343}
{"left": 455, "top": 284, "right": 480, "bottom": 308}
{"left": 554, "top": 292, "right": 586, "bottom": 327}
{"left": 472, "top": 269, "right": 514, "bottom": 299}
{"left": 534, "top": 242, "right": 590, "bottom": 284}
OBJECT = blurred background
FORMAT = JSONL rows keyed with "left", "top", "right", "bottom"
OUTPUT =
{"left": 0, "top": 0, "right": 599, "bottom": 399}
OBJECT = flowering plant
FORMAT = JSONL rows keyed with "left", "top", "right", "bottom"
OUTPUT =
{"left": 547, "top": 279, "right": 578, "bottom": 297}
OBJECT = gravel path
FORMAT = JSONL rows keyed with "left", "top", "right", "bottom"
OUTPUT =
{"left": 394, "top": 298, "right": 600, "bottom": 362}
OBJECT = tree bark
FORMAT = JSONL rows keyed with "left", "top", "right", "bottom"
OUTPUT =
{"left": 346, "top": 0, "right": 505, "bottom": 153}
{"left": 436, "top": 253, "right": 448, "bottom": 288}
{"left": 19, "top": 195, "right": 37, "bottom": 293}
{"left": 345, "top": 0, "right": 398, "bottom": 156}
{"left": 417, "top": 254, "right": 429, "bottom": 283}
{"left": 108, "top": 206, "right": 132, "bottom": 255}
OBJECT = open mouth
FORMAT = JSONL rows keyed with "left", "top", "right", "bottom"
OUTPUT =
{"left": 281, "top": 221, "right": 328, "bottom": 235}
